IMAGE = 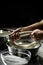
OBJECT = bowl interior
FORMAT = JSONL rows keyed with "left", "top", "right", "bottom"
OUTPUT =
{"left": 1, "top": 50, "right": 31, "bottom": 65}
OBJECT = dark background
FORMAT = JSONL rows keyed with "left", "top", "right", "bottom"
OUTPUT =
{"left": 0, "top": 4, "right": 43, "bottom": 28}
{"left": 0, "top": 4, "right": 43, "bottom": 50}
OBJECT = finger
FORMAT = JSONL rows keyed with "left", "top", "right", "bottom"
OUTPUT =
{"left": 15, "top": 32, "right": 20, "bottom": 39}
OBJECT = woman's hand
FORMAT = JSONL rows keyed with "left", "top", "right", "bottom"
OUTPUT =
{"left": 9, "top": 28, "right": 22, "bottom": 41}
{"left": 31, "top": 29, "right": 43, "bottom": 41}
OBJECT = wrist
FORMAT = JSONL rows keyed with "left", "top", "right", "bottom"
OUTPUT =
{"left": 40, "top": 19, "right": 43, "bottom": 24}
{"left": 41, "top": 30, "right": 43, "bottom": 34}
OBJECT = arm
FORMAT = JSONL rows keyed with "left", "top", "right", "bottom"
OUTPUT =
{"left": 9, "top": 20, "right": 43, "bottom": 41}
{"left": 21, "top": 19, "right": 43, "bottom": 31}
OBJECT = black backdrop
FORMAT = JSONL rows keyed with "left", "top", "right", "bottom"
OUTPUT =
{"left": 0, "top": 4, "right": 43, "bottom": 50}
{"left": 0, "top": 4, "right": 43, "bottom": 28}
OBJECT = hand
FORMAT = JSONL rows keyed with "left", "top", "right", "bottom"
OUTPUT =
{"left": 9, "top": 28, "right": 21, "bottom": 41}
{"left": 31, "top": 29, "right": 43, "bottom": 41}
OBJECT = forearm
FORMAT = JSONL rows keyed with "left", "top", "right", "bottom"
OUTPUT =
{"left": 21, "top": 19, "right": 43, "bottom": 31}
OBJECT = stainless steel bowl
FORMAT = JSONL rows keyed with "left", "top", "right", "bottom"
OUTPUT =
{"left": 6, "top": 36, "right": 41, "bottom": 61}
